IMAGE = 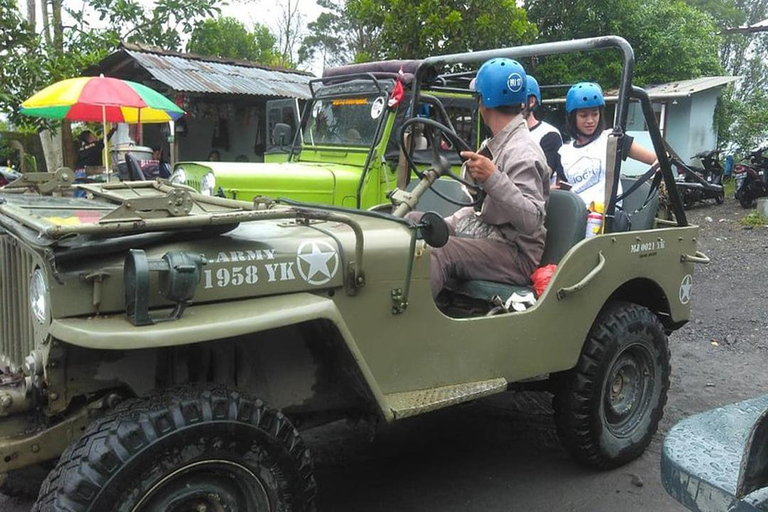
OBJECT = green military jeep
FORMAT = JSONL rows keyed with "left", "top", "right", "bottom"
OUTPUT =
{"left": 0, "top": 37, "right": 705, "bottom": 511}
{"left": 170, "top": 59, "right": 481, "bottom": 208}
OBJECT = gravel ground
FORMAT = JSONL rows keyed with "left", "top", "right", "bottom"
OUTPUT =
{"left": 3, "top": 195, "right": 768, "bottom": 512}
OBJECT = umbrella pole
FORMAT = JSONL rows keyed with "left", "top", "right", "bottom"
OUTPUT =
{"left": 102, "top": 105, "right": 110, "bottom": 179}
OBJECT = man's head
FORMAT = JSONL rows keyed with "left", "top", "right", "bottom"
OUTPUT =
{"left": 526, "top": 75, "right": 541, "bottom": 114}
{"left": 208, "top": 150, "right": 221, "bottom": 161}
{"left": 79, "top": 130, "right": 96, "bottom": 144}
{"left": 472, "top": 58, "right": 527, "bottom": 127}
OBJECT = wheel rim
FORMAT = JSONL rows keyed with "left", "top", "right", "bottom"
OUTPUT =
{"left": 131, "top": 459, "right": 270, "bottom": 512}
{"left": 602, "top": 343, "right": 656, "bottom": 437}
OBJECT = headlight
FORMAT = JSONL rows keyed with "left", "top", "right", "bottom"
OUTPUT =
{"left": 170, "top": 167, "right": 187, "bottom": 185}
{"left": 200, "top": 171, "right": 216, "bottom": 196}
{"left": 29, "top": 269, "right": 49, "bottom": 324}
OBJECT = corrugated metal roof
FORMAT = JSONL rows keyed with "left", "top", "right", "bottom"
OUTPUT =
{"left": 544, "top": 76, "right": 740, "bottom": 104}
{"left": 125, "top": 49, "right": 313, "bottom": 99}
{"left": 641, "top": 76, "right": 740, "bottom": 99}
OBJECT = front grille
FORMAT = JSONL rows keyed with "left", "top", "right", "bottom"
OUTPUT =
{"left": 0, "top": 234, "right": 36, "bottom": 370}
{"left": 187, "top": 179, "right": 201, "bottom": 191}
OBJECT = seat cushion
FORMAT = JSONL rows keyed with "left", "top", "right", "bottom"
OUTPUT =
{"left": 448, "top": 279, "right": 533, "bottom": 302}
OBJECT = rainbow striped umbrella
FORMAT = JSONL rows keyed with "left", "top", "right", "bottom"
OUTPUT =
{"left": 20, "top": 75, "right": 184, "bottom": 175}
{"left": 20, "top": 75, "right": 185, "bottom": 123}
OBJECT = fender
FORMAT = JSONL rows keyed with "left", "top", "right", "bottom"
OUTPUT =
{"left": 50, "top": 292, "right": 393, "bottom": 421}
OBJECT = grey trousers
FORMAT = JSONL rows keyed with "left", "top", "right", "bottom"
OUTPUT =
{"left": 430, "top": 236, "right": 532, "bottom": 298}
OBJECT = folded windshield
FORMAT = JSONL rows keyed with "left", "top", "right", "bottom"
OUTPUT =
{"left": 303, "top": 95, "right": 386, "bottom": 147}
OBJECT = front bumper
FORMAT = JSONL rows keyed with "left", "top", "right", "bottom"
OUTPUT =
{"left": 662, "top": 395, "right": 768, "bottom": 512}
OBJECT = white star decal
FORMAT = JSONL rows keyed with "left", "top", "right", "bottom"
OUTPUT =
{"left": 679, "top": 274, "right": 693, "bottom": 304}
{"left": 296, "top": 241, "right": 339, "bottom": 285}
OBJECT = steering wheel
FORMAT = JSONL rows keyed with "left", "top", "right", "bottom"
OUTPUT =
{"left": 399, "top": 117, "right": 484, "bottom": 207}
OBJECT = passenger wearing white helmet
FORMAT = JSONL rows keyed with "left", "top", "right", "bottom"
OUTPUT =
{"left": 525, "top": 75, "right": 565, "bottom": 186}
{"left": 424, "top": 58, "right": 549, "bottom": 298}
{"left": 558, "top": 82, "right": 656, "bottom": 207}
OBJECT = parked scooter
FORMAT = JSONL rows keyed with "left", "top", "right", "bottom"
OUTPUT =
{"left": 0, "top": 166, "right": 21, "bottom": 187}
{"left": 734, "top": 146, "right": 768, "bottom": 209}
{"left": 672, "top": 149, "right": 725, "bottom": 208}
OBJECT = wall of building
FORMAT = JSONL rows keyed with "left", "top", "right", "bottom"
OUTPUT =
{"left": 688, "top": 89, "right": 719, "bottom": 160}
{"left": 176, "top": 101, "right": 268, "bottom": 163}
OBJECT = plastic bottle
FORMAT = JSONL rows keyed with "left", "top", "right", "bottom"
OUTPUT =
{"left": 585, "top": 202, "right": 604, "bottom": 238}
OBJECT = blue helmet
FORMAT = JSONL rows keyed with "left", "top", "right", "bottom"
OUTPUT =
{"left": 474, "top": 58, "right": 527, "bottom": 108}
{"left": 565, "top": 82, "right": 605, "bottom": 112}
{"left": 526, "top": 75, "right": 541, "bottom": 106}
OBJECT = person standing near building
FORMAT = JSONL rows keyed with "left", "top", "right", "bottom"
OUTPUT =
{"left": 525, "top": 76, "right": 565, "bottom": 185}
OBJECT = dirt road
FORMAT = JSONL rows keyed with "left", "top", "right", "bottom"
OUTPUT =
{"left": 4, "top": 196, "right": 767, "bottom": 511}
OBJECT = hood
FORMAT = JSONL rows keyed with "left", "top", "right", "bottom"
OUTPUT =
{"left": 178, "top": 161, "right": 364, "bottom": 205}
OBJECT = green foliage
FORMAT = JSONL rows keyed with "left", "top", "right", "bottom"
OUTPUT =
{"left": 187, "top": 17, "right": 277, "bottom": 64}
{"left": 740, "top": 210, "right": 767, "bottom": 226}
{"left": 0, "top": 0, "right": 221, "bottom": 130}
{"left": 527, "top": 0, "right": 722, "bottom": 89}
{"left": 716, "top": 87, "right": 768, "bottom": 151}
{"left": 302, "top": 0, "right": 536, "bottom": 67}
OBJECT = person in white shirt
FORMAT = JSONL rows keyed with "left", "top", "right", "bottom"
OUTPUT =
{"left": 558, "top": 82, "right": 656, "bottom": 207}
{"left": 525, "top": 76, "right": 565, "bottom": 185}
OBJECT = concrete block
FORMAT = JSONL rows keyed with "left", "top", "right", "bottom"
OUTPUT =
{"left": 757, "top": 197, "right": 768, "bottom": 217}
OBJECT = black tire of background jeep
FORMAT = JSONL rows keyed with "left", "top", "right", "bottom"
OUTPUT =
{"left": 552, "top": 301, "right": 671, "bottom": 469}
{"left": 33, "top": 386, "right": 316, "bottom": 512}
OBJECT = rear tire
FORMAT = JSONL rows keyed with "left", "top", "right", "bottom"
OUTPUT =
{"left": 553, "top": 302, "right": 670, "bottom": 469}
{"left": 33, "top": 386, "right": 316, "bottom": 512}
{"left": 715, "top": 191, "right": 725, "bottom": 204}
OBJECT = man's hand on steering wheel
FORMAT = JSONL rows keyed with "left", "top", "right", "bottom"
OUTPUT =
{"left": 399, "top": 117, "right": 484, "bottom": 207}
{"left": 460, "top": 151, "right": 496, "bottom": 183}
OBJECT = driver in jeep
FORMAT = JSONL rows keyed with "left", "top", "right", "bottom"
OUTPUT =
{"left": 426, "top": 58, "right": 550, "bottom": 298}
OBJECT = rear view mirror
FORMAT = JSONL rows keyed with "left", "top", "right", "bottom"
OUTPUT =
{"left": 418, "top": 211, "right": 449, "bottom": 248}
{"left": 272, "top": 123, "right": 293, "bottom": 149}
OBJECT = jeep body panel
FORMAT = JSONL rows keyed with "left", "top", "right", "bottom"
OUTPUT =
{"left": 28, "top": 188, "right": 697, "bottom": 418}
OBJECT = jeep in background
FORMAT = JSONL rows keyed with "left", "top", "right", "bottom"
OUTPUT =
{"left": 0, "top": 36, "right": 707, "bottom": 511}
{"left": 170, "top": 59, "right": 481, "bottom": 208}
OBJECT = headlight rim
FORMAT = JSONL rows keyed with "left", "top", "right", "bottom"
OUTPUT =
{"left": 29, "top": 268, "right": 50, "bottom": 325}
{"left": 170, "top": 167, "right": 188, "bottom": 185}
{"left": 200, "top": 171, "right": 216, "bottom": 196}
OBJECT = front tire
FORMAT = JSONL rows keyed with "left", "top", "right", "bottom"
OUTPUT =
{"left": 33, "top": 387, "right": 316, "bottom": 512}
{"left": 553, "top": 302, "right": 670, "bottom": 469}
{"left": 715, "top": 191, "right": 725, "bottom": 204}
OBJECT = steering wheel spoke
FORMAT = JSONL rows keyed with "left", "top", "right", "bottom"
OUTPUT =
{"left": 400, "top": 117, "right": 484, "bottom": 208}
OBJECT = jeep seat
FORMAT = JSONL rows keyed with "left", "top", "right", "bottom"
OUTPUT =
{"left": 449, "top": 189, "right": 588, "bottom": 302}
{"left": 619, "top": 177, "right": 659, "bottom": 231}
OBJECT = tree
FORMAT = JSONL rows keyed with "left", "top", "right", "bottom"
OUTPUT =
{"left": 686, "top": 0, "right": 768, "bottom": 150}
{"left": 274, "top": 0, "right": 305, "bottom": 68}
{"left": 526, "top": 0, "right": 722, "bottom": 89}
{"left": 301, "top": 0, "right": 536, "bottom": 67}
{"left": 188, "top": 17, "right": 277, "bottom": 63}
{"left": 1, "top": 0, "right": 220, "bottom": 171}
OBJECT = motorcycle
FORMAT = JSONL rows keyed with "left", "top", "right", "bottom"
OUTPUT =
{"left": 734, "top": 146, "right": 768, "bottom": 209}
{"left": 0, "top": 166, "right": 21, "bottom": 187}
{"left": 672, "top": 149, "right": 725, "bottom": 209}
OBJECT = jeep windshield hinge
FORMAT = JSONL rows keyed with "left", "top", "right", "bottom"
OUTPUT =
{"left": 100, "top": 189, "right": 194, "bottom": 223}
{"left": 4, "top": 167, "right": 75, "bottom": 195}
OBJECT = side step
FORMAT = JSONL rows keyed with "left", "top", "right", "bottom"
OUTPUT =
{"left": 386, "top": 378, "right": 508, "bottom": 420}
